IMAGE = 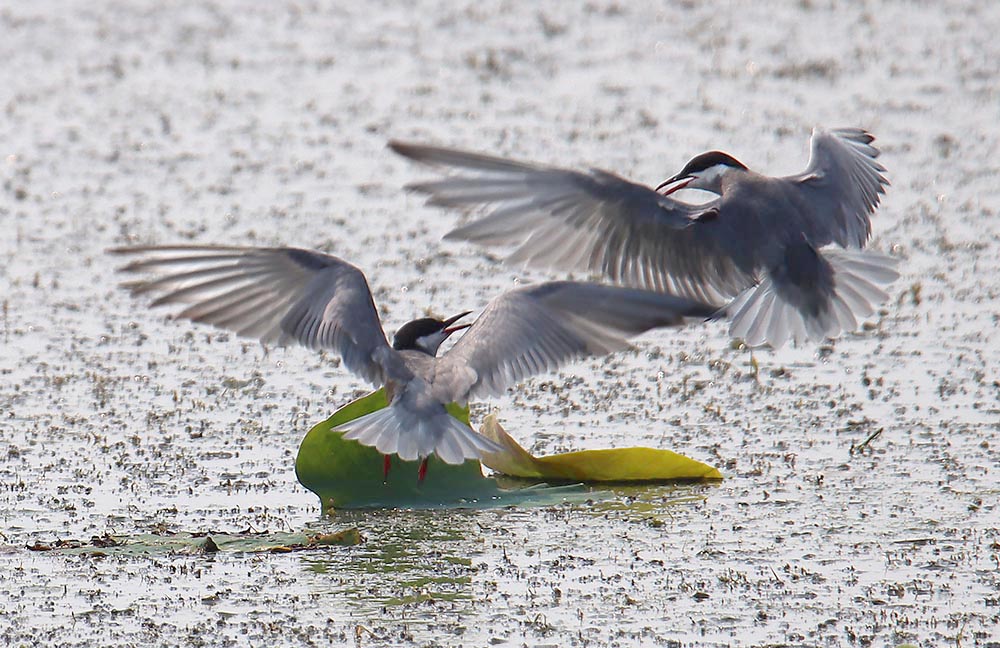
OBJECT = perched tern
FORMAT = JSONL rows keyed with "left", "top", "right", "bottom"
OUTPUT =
{"left": 110, "top": 245, "right": 715, "bottom": 480}
{"left": 390, "top": 128, "right": 899, "bottom": 348}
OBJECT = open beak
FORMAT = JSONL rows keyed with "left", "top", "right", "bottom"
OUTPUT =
{"left": 443, "top": 311, "right": 473, "bottom": 336}
{"left": 655, "top": 175, "right": 693, "bottom": 196}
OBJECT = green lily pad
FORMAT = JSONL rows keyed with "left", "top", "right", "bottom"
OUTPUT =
{"left": 294, "top": 389, "right": 591, "bottom": 510}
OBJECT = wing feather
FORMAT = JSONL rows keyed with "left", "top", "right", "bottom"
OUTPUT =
{"left": 785, "top": 127, "right": 889, "bottom": 248}
{"left": 390, "top": 141, "right": 747, "bottom": 304}
{"left": 110, "top": 245, "right": 398, "bottom": 386}
{"left": 435, "top": 281, "right": 715, "bottom": 401}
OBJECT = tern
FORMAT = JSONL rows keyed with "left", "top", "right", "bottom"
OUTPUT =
{"left": 390, "top": 128, "right": 899, "bottom": 349}
{"left": 110, "top": 245, "right": 714, "bottom": 480}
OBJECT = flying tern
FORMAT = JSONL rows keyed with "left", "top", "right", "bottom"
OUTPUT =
{"left": 390, "top": 128, "right": 899, "bottom": 349}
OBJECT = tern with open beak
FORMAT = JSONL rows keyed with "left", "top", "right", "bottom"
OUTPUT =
{"left": 390, "top": 128, "right": 899, "bottom": 349}
{"left": 110, "top": 245, "right": 715, "bottom": 481}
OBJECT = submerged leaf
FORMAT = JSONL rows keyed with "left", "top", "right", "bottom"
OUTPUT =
{"left": 478, "top": 415, "right": 722, "bottom": 482}
{"left": 32, "top": 530, "right": 364, "bottom": 556}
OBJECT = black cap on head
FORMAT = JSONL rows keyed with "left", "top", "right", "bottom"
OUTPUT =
{"left": 676, "top": 150, "right": 747, "bottom": 177}
{"left": 392, "top": 317, "right": 446, "bottom": 352}
{"left": 656, "top": 150, "right": 748, "bottom": 193}
{"left": 392, "top": 311, "right": 472, "bottom": 355}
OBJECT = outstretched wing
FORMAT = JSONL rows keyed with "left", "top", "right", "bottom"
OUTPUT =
{"left": 390, "top": 141, "right": 750, "bottom": 304}
{"left": 110, "top": 245, "right": 400, "bottom": 386}
{"left": 435, "top": 281, "right": 715, "bottom": 402}
{"left": 784, "top": 127, "right": 889, "bottom": 248}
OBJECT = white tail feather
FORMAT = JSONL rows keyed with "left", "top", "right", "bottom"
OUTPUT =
{"left": 336, "top": 405, "right": 502, "bottom": 465}
{"left": 729, "top": 247, "right": 898, "bottom": 348}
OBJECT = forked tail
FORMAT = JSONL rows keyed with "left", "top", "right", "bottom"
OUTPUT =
{"left": 727, "top": 244, "right": 899, "bottom": 348}
{"left": 336, "top": 403, "right": 502, "bottom": 465}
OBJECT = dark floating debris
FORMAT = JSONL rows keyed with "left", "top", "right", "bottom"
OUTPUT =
{"left": 25, "top": 528, "right": 363, "bottom": 556}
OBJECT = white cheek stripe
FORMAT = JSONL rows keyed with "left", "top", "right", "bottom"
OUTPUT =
{"left": 696, "top": 164, "right": 728, "bottom": 185}
{"left": 417, "top": 331, "right": 446, "bottom": 353}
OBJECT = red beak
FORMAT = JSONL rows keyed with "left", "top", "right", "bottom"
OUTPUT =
{"left": 655, "top": 176, "right": 693, "bottom": 196}
{"left": 443, "top": 311, "right": 473, "bottom": 336}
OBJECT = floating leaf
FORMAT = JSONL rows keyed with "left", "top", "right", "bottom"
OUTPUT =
{"left": 294, "top": 390, "right": 592, "bottom": 510}
{"left": 478, "top": 415, "right": 722, "bottom": 482}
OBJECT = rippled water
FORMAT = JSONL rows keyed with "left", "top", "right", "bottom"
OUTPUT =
{"left": 2, "top": 1, "right": 998, "bottom": 646}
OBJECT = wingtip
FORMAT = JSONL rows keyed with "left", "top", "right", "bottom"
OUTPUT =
{"left": 704, "top": 303, "right": 729, "bottom": 323}
{"left": 117, "top": 279, "right": 146, "bottom": 292}
{"left": 401, "top": 180, "right": 426, "bottom": 195}
{"left": 818, "top": 126, "right": 878, "bottom": 147}
{"left": 387, "top": 140, "right": 429, "bottom": 161}
{"left": 106, "top": 245, "right": 157, "bottom": 257}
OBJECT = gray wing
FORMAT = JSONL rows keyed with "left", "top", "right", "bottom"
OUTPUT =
{"left": 784, "top": 127, "right": 889, "bottom": 248}
{"left": 433, "top": 281, "right": 716, "bottom": 402}
{"left": 390, "top": 141, "right": 750, "bottom": 304}
{"left": 110, "top": 245, "right": 400, "bottom": 386}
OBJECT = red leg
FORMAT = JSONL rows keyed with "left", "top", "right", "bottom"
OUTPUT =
{"left": 417, "top": 458, "right": 428, "bottom": 483}
{"left": 383, "top": 454, "right": 391, "bottom": 483}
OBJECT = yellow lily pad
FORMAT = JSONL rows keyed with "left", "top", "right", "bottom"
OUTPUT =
{"left": 478, "top": 415, "right": 722, "bottom": 482}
